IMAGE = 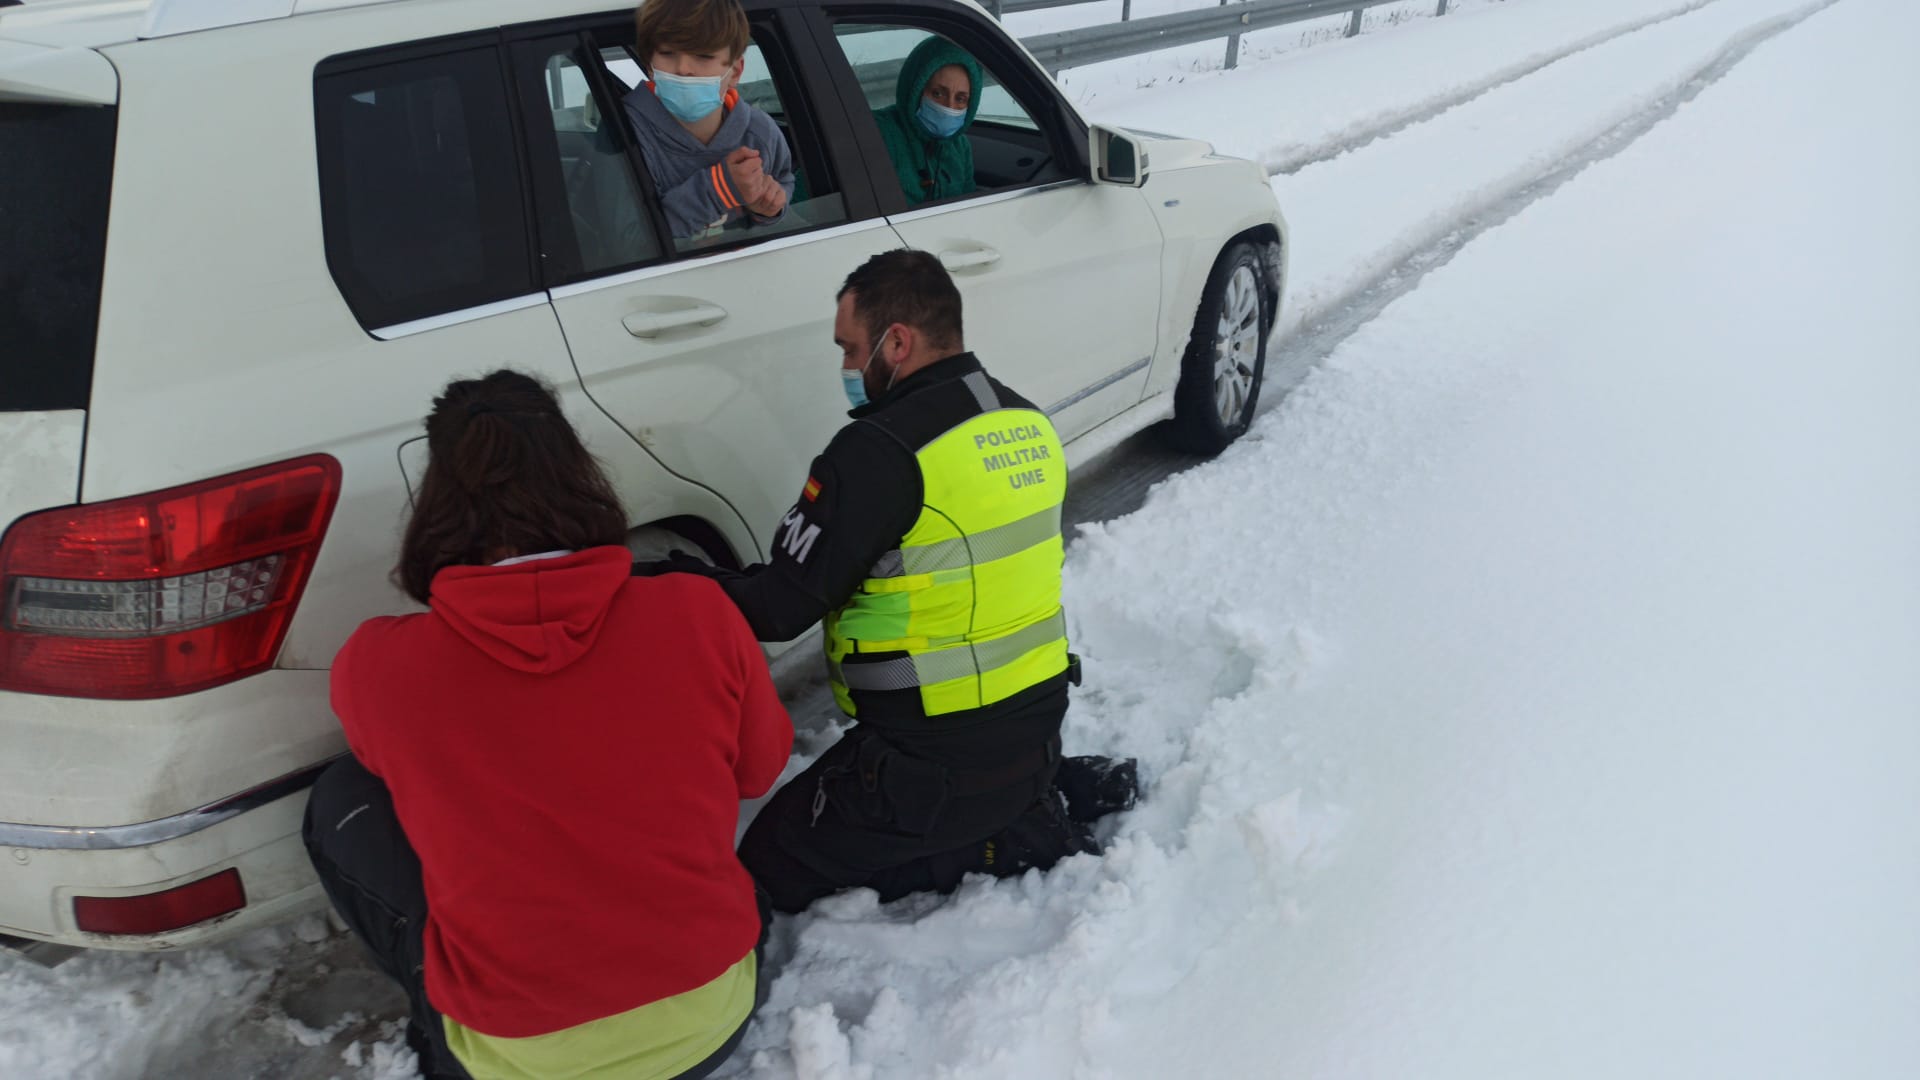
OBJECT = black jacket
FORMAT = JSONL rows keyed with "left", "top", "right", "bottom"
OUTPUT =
{"left": 639, "top": 352, "right": 1069, "bottom": 766}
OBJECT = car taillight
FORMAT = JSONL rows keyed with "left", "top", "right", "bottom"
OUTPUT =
{"left": 73, "top": 870, "right": 247, "bottom": 935}
{"left": 0, "top": 455, "right": 342, "bottom": 699}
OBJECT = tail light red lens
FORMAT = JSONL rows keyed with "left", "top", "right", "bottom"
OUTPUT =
{"left": 0, "top": 455, "right": 342, "bottom": 699}
{"left": 73, "top": 869, "right": 247, "bottom": 935}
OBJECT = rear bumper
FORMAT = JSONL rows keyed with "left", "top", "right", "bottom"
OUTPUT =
{"left": 0, "top": 777, "right": 331, "bottom": 950}
{"left": 0, "top": 759, "right": 333, "bottom": 851}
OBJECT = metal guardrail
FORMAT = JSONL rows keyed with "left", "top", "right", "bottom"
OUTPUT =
{"left": 849, "top": 0, "right": 1452, "bottom": 95}
{"left": 1001, "top": 0, "right": 1103, "bottom": 14}
{"left": 1000, "top": 0, "right": 1454, "bottom": 73}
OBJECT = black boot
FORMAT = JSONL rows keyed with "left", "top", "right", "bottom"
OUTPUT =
{"left": 405, "top": 1017, "right": 471, "bottom": 1079}
{"left": 990, "top": 786, "right": 1097, "bottom": 874}
{"left": 1054, "top": 755, "right": 1139, "bottom": 824}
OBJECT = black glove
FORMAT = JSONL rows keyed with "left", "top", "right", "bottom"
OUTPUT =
{"left": 631, "top": 549, "right": 726, "bottom": 579}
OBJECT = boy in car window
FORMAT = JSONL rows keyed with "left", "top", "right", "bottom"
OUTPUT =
{"left": 623, "top": 0, "right": 794, "bottom": 242}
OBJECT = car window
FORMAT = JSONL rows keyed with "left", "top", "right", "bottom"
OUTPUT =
{"left": 1, "top": 102, "right": 114, "bottom": 411}
{"left": 314, "top": 47, "right": 534, "bottom": 332}
{"left": 588, "top": 26, "right": 851, "bottom": 255}
{"left": 829, "top": 23, "right": 1071, "bottom": 209}
{"left": 522, "top": 44, "right": 665, "bottom": 277}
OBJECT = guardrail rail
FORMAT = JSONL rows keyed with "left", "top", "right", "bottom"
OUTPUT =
{"left": 999, "top": 0, "right": 1456, "bottom": 73}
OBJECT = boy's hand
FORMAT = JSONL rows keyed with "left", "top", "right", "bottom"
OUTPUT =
{"left": 746, "top": 182, "right": 787, "bottom": 220}
{"left": 723, "top": 147, "right": 766, "bottom": 205}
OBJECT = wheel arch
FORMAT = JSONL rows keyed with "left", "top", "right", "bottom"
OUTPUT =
{"left": 626, "top": 514, "right": 743, "bottom": 570}
{"left": 1222, "top": 222, "right": 1285, "bottom": 338}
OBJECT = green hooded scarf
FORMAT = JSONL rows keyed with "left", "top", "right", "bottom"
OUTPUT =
{"left": 872, "top": 38, "right": 985, "bottom": 206}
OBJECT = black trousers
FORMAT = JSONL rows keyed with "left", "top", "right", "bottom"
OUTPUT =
{"left": 302, "top": 756, "right": 766, "bottom": 1080}
{"left": 737, "top": 725, "right": 1092, "bottom": 914}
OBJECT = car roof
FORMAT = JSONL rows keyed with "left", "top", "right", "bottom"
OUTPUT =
{"left": 0, "top": 0, "right": 431, "bottom": 50}
{"left": 2, "top": 0, "right": 988, "bottom": 51}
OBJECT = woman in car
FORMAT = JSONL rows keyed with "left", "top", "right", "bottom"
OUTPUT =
{"left": 302, "top": 369, "right": 792, "bottom": 1080}
{"left": 873, "top": 36, "right": 985, "bottom": 205}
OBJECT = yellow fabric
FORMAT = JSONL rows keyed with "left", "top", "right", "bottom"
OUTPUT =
{"left": 442, "top": 952, "right": 755, "bottom": 1080}
{"left": 827, "top": 407, "right": 1069, "bottom": 716}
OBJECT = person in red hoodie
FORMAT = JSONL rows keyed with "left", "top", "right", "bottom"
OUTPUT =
{"left": 302, "top": 369, "right": 793, "bottom": 1080}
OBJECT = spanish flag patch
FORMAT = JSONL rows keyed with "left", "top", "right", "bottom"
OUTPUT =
{"left": 803, "top": 476, "right": 822, "bottom": 502}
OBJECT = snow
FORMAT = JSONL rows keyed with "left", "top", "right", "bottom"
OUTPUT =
{"left": 1052, "top": 0, "right": 1716, "bottom": 163}
{"left": 739, "top": 0, "right": 1920, "bottom": 1072}
{"left": 6, "top": 0, "right": 1919, "bottom": 1075}
{"left": 1271, "top": 0, "right": 1836, "bottom": 334}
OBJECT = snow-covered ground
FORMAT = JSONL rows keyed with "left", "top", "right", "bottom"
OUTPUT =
{"left": 6, "top": 0, "right": 1918, "bottom": 1076}
{"left": 1042, "top": 0, "right": 1711, "bottom": 150}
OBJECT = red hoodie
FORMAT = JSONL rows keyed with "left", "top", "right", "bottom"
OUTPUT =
{"left": 329, "top": 546, "right": 792, "bottom": 1038}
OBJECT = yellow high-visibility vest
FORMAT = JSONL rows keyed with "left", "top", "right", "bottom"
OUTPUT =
{"left": 826, "top": 370, "right": 1068, "bottom": 718}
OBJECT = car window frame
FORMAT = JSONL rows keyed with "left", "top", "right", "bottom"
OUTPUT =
{"left": 805, "top": 0, "right": 1093, "bottom": 217}
{"left": 313, "top": 31, "right": 546, "bottom": 336}
{"left": 505, "top": 31, "right": 674, "bottom": 285}
{"left": 503, "top": 3, "right": 886, "bottom": 279}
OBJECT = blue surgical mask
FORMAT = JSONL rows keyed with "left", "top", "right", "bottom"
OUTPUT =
{"left": 916, "top": 97, "right": 967, "bottom": 139}
{"left": 653, "top": 70, "right": 726, "bottom": 123}
{"left": 841, "top": 368, "right": 869, "bottom": 409}
{"left": 843, "top": 333, "right": 894, "bottom": 408}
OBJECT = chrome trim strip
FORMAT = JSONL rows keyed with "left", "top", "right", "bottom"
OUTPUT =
{"left": 1046, "top": 356, "right": 1152, "bottom": 416}
{"left": 0, "top": 758, "right": 342, "bottom": 850}
{"left": 548, "top": 219, "right": 897, "bottom": 301}
{"left": 371, "top": 294, "right": 548, "bottom": 340}
{"left": 886, "top": 179, "right": 1086, "bottom": 226}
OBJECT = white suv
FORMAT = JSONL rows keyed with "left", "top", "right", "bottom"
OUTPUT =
{"left": 0, "top": 0, "right": 1285, "bottom": 950}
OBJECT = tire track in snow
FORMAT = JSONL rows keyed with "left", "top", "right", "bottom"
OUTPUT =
{"left": 1068, "top": 0, "right": 1848, "bottom": 528}
{"left": 1266, "top": 0, "right": 1731, "bottom": 176}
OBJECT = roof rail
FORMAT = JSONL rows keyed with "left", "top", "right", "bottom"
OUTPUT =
{"left": 141, "top": 0, "right": 414, "bottom": 38}
{"left": 141, "top": 0, "right": 296, "bottom": 38}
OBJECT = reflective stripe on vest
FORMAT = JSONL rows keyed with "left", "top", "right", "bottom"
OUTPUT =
{"left": 831, "top": 610, "right": 1067, "bottom": 691}
{"left": 868, "top": 505, "right": 1061, "bottom": 578}
{"left": 825, "top": 376, "right": 1068, "bottom": 719}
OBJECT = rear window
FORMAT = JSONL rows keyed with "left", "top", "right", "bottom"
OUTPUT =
{"left": 0, "top": 103, "right": 115, "bottom": 412}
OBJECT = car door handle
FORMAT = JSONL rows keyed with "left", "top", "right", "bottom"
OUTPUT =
{"left": 939, "top": 247, "right": 1001, "bottom": 271}
{"left": 622, "top": 303, "right": 728, "bottom": 338}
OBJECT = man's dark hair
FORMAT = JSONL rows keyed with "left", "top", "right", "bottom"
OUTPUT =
{"left": 397, "top": 370, "right": 629, "bottom": 604}
{"left": 838, "top": 249, "right": 964, "bottom": 352}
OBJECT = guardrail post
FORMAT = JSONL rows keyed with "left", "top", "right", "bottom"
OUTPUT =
{"left": 1121, "top": 0, "right": 1132, "bottom": 21}
{"left": 989, "top": 0, "right": 1002, "bottom": 17}
{"left": 1222, "top": 0, "right": 1242, "bottom": 70}
{"left": 1436, "top": 0, "right": 1449, "bottom": 14}
{"left": 1346, "top": 8, "right": 1363, "bottom": 37}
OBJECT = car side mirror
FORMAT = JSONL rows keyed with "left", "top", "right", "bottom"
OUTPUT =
{"left": 1090, "top": 125, "right": 1149, "bottom": 188}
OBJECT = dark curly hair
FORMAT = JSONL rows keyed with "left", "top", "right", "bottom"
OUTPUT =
{"left": 397, "top": 370, "right": 628, "bottom": 604}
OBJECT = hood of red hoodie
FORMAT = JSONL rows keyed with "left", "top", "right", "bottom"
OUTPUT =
{"left": 428, "top": 547, "right": 632, "bottom": 674}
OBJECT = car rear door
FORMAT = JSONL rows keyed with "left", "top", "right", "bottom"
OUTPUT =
{"left": 518, "top": 7, "right": 906, "bottom": 567}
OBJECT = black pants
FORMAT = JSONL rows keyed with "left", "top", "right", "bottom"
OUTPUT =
{"left": 302, "top": 756, "right": 766, "bottom": 1080}
{"left": 738, "top": 726, "right": 1093, "bottom": 914}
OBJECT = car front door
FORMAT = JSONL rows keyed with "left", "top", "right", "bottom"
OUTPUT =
{"left": 512, "top": 11, "right": 905, "bottom": 570}
{"left": 811, "top": 6, "right": 1164, "bottom": 444}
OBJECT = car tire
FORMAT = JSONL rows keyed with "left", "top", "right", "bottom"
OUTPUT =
{"left": 1167, "top": 241, "right": 1271, "bottom": 456}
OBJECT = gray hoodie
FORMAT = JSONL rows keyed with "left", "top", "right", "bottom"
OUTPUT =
{"left": 623, "top": 84, "right": 795, "bottom": 241}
